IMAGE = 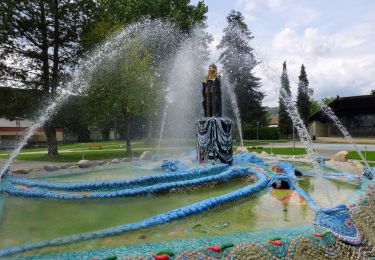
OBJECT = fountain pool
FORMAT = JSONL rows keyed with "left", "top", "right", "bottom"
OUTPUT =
{"left": 0, "top": 151, "right": 369, "bottom": 259}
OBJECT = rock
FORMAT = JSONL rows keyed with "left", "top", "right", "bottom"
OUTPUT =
{"left": 326, "top": 160, "right": 363, "bottom": 176}
{"left": 13, "top": 169, "right": 30, "bottom": 175}
{"left": 332, "top": 151, "right": 349, "bottom": 162}
{"left": 111, "top": 159, "right": 120, "bottom": 164}
{"left": 235, "top": 146, "right": 249, "bottom": 154}
{"left": 44, "top": 165, "right": 60, "bottom": 171}
{"left": 351, "top": 160, "right": 364, "bottom": 171}
{"left": 77, "top": 160, "right": 93, "bottom": 168}
{"left": 68, "top": 165, "right": 78, "bottom": 169}
{"left": 95, "top": 160, "right": 106, "bottom": 166}
{"left": 139, "top": 151, "right": 153, "bottom": 160}
{"left": 121, "top": 158, "right": 132, "bottom": 162}
{"left": 60, "top": 165, "right": 68, "bottom": 169}
{"left": 261, "top": 151, "right": 269, "bottom": 156}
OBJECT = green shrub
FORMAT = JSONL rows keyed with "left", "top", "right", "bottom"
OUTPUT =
{"left": 243, "top": 126, "right": 280, "bottom": 140}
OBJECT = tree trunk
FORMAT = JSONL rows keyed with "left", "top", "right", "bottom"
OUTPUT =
{"left": 40, "top": 1, "right": 59, "bottom": 157}
{"left": 124, "top": 114, "right": 131, "bottom": 155}
{"left": 39, "top": 1, "right": 49, "bottom": 93}
{"left": 145, "top": 116, "right": 153, "bottom": 146}
{"left": 51, "top": 0, "right": 59, "bottom": 94}
{"left": 44, "top": 123, "right": 59, "bottom": 157}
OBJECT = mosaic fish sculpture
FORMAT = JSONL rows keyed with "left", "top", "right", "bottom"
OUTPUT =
{"left": 314, "top": 204, "right": 362, "bottom": 245}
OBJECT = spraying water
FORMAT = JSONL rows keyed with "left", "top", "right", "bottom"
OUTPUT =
{"left": 222, "top": 75, "right": 244, "bottom": 147}
{"left": 254, "top": 58, "right": 319, "bottom": 170}
{"left": 163, "top": 25, "right": 211, "bottom": 144}
{"left": 156, "top": 103, "right": 169, "bottom": 158}
{"left": 0, "top": 19, "right": 183, "bottom": 178}
{"left": 318, "top": 102, "right": 370, "bottom": 168}
{"left": 255, "top": 57, "right": 334, "bottom": 205}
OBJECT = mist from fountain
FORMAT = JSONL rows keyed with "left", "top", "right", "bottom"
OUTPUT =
{"left": 162, "top": 25, "right": 212, "bottom": 145}
{"left": 222, "top": 75, "right": 244, "bottom": 147}
{"left": 0, "top": 19, "right": 183, "bottom": 178}
{"left": 156, "top": 102, "right": 169, "bottom": 159}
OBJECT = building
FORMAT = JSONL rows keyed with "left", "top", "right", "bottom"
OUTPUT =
{"left": 308, "top": 93, "right": 375, "bottom": 138}
{"left": 0, "top": 118, "right": 64, "bottom": 149}
{"left": 269, "top": 115, "right": 279, "bottom": 128}
{"left": 0, "top": 87, "right": 65, "bottom": 149}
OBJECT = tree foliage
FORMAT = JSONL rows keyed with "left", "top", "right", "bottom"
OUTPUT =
{"left": 279, "top": 61, "right": 293, "bottom": 136}
{"left": 218, "top": 10, "right": 267, "bottom": 127}
{"left": 0, "top": 0, "right": 96, "bottom": 89}
{"left": 296, "top": 64, "right": 312, "bottom": 125}
{"left": 0, "top": 0, "right": 96, "bottom": 156}
{"left": 84, "top": 39, "right": 156, "bottom": 152}
{"left": 82, "top": 0, "right": 208, "bottom": 50}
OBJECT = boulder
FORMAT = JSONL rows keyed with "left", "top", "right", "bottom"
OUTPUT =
{"left": 261, "top": 151, "right": 269, "bottom": 156}
{"left": 78, "top": 160, "right": 93, "bottom": 168}
{"left": 60, "top": 165, "right": 68, "bottom": 169}
{"left": 44, "top": 165, "right": 60, "bottom": 171}
{"left": 332, "top": 151, "right": 349, "bottom": 162}
{"left": 139, "top": 151, "right": 153, "bottom": 160}
{"left": 235, "top": 146, "right": 249, "bottom": 154}
{"left": 13, "top": 169, "right": 30, "bottom": 175}
{"left": 111, "top": 158, "right": 120, "bottom": 164}
{"left": 351, "top": 160, "right": 364, "bottom": 172}
{"left": 121, "top": 158, "right": 132, "bottom": 162}
{"left": 95, "top": 160, "right": 106, "bottom": 166}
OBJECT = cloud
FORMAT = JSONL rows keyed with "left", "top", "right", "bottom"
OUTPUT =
{"left": 273, "top": 27, "right": 333, "bottom": 56}
{"left": 333, "top": 23, "right": 373, "bottom": 49}
{"left": 237, "top": 0, "right": 282, "bottom": 12}
{"left": 256, "top": 53, "right": 375, "bottom": 106}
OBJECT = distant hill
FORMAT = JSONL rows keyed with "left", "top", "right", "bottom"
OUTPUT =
{"left": 265, "top": 107, "right": 279, "bottom": 115}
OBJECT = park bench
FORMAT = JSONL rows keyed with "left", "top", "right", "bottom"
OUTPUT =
{"left": 87, "top": 143, "right": 102, "bottom": 150}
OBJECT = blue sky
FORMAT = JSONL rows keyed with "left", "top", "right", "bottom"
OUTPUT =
{"left": 192, "top": 0, "right": 375, "bottom": 106}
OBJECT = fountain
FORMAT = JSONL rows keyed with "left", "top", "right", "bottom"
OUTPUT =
{"left": 196, "top": 64, "right": 233, "bottom": 165}
{"left": 0, "top": 19, "right": 373, "bottom": 260}
{"left": 0, "top": 19, "right": 183, "bottom": 178}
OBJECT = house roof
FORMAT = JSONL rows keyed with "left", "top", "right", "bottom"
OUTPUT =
{"left": 309, "top": 94, "right": 375, "bottom": 122}
{"left": 270, "top": 115, "right": 279, "bottom": 125}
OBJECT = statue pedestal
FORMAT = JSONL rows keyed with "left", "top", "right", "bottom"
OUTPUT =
{"left": 196, "top": 117, "right": 233, "bottom": 165}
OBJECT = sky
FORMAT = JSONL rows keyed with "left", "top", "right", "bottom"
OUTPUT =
{"left": 191, "top": 0, "right": 375, "bottom": 106}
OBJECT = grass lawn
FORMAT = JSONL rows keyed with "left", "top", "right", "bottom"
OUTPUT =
{"left": 248, "top": 147, "right": 306, "bottom": 155}
{"left": 0, "top": 147, "right": 191, "bottom": 162}
{"left": 0, "top": 150, "right": 137, "bottom": 162}
{"left": 348, "top": 151, "right": 375, "bottom": 162}
{"left": 0, "top": 139, "right": 289, "bottom": 155}
{"left": 239, "top": 139, "right": 287, "bottom": 147}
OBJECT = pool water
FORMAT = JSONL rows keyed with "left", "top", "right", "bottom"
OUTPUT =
{"left": 0, "top": 161, "right": 360, "bottom": 257}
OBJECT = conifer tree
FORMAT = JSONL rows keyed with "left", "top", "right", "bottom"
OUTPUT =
{"left": 218, "top": 10, "right": 267, "bottom": 127}
{"left": 279, "top": 61, "right": 293, "bottom": 136}
{"left": 296, "top": 64, "right": 313, "bottom": 125}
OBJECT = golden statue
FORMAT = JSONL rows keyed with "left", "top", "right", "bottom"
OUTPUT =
{"left": 204, "top": 63, "right": 220, "bottom": 82}
{"left": 202, "top": 63, "right": 222, "bottom": 117}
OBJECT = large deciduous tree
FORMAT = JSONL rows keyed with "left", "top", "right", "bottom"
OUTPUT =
{"left": 296, "top": 64, "right": 312, "bottom": 125}
{"left": 0, "top": 0, "right": 96, "bottom": 156}
{"left": 218, "top": 10, "right": 267, "bottom": 128}
{"left": 85, "top": 39, "right": 155, "bottom": 154}
{"left": 82, "top": 0, "right": 208, "bottom": 50}
{"left": 279, "top": 61, "right": 293, "bottom": 137}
